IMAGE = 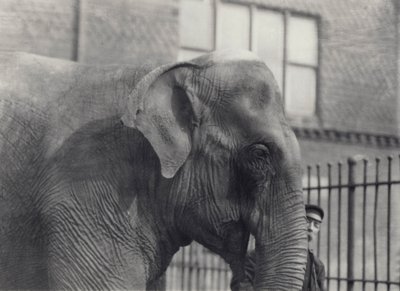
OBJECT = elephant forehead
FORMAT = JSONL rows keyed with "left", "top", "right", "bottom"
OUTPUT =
{"left": 230, "top": 83, "right": 285, "bottom": 125}
{"left": 224, "top": 96, "right": 292, "bottom": 146}
{"left": 214, "top": 63, "right": 280, "bottom": 105}
{"left": 205, "top": 80, "right": 286, "bottom": 141}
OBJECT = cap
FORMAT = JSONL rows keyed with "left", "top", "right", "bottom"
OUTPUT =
{"left": 305, "top": 204, "right": 324, "bottom": 222}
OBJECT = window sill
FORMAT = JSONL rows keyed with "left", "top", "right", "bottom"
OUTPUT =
{"left": 286, "top": 113, "right": 321, "bottom": 129}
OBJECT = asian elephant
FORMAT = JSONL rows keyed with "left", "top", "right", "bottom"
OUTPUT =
{"left": 0, "top": 50, "right": 307, "bottom": 290}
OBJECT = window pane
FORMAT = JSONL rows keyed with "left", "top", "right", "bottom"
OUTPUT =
{"left": 285, "top": 66, "right": 316, "bottom": 116}
{"left": 216, "top": 3, "right": 250, "bottom": 50}
{"left": 178, "top": 49, "right": 206, "bottom": 61}
{"left": 180, "top": 0, "right": 214, "bottom": 50}
{"left": 255, "top": 9, "right": 284, "bottom": 91}
{"left": 287, "top": 16, "right": 318, "bottom": 66}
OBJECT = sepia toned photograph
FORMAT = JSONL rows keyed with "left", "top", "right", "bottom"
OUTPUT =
{"left": 0, "top": 0, "right": 399, "bottom": 290}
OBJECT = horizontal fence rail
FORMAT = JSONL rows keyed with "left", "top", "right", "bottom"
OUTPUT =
{"left": 165, "top": 155, "right": 400, "bottom": 291}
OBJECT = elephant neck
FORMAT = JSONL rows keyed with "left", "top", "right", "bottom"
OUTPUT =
{"left": 140, "top": 177, "right": 192, "bottom": 284}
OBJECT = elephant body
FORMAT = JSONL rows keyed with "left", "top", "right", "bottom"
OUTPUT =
{"left": 0, "top": 51, "right": 307, "bottom": 290}
{"left": 0, "top": 53, "right": 161, "bottom": 289}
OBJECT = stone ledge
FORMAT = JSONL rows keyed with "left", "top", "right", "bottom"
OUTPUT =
{"left": 292, "top": 127, "right": 400, "bottom": 148}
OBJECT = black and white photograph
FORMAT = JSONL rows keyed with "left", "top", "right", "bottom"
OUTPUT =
{"left": 0, "top": 0, "right": 399, "bottom": 290}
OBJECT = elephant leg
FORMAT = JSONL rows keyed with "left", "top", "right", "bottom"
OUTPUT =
{"left": 46, "top": 233, "right": 148, "bottom": 290}
{"left": 45, "top": 198, "right": 148, "bottom": 290}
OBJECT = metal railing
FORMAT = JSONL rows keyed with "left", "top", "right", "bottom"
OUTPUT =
{"left": 306, "top": 156, "right": 400, "bottom": 291}
{"left": 166, "top": 242, "right": 232, "bottom": 290}
{"left": 166, "top": 155, "right": 400, "bottom": 290}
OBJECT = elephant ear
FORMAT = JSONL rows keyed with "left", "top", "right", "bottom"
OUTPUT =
{"left": 121, "top": 62, "right": 199, "bottom": 179}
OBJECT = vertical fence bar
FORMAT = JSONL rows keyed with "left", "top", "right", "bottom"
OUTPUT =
{"left": 398, "top": 155, "right": 400, "bottom": 288}
{"left": 217, "top": 257, "right": 223, "bottom": 290}
{"left": 203, "top": 248, "right": 208, "bottom": 289}
{"left": 210, "top": 252, "right": 215, "bottom": 290}
{"left": 347, "top": 157, "right": 356, "bottom": 291}
{"left": 181, "top": 248, "right": 186, "bottom": 290}
{"left": 307, "top": 165, "right": 311, "bottom": 204}
{"left": 317, "top": 164, "right": 321, "bottom": 256}
{"left": 374, "top": 158, "right": 380, "bottom": 291}
{"left": 337, "top": 162, "right": 342, "bottom": 291}
{"left": 226, "top": 265, "right": 230, "bottom": 290}
{"left": 362, "top": 159, "right": 368, "bottom": 291}
{"left": 387, "top": 156, "right": 392, "bottom": 291}
{"left": 317, "top": 164, "right": 321, "bottom": 206}
{"left": 327, "top": 163, "right": 332, "bottom": 291}
{"left": 224, "top": 265, "right": 228, "bottom": 290}
{"left": 188, "top": 244, "right": 193, "bottom": 290}
{"left": 196, "top": 245, "right": 201, "bottom": 290}
{"left": 216, "top": 257, "right": 220, "bottom": 290}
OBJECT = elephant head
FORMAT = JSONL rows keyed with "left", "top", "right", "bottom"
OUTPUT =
{"left": 121, "top": 50, "right": 307, "bottom": 290}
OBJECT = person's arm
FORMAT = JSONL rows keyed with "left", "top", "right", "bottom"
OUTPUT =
{"left": 230, "top": 250, "right": 256, "bottom": 291}
{"left": 317, "top": 261, "right": 326, "bottom": 291}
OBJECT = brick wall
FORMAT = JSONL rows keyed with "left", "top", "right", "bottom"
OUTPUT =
{"left": 0, "top": 0, "right": 78, "bottom": 60}
{"left": 230, "top": 0, "right": 399, "bottom": 136}
{"left": 0, "top": 0, "right": 179, "bottom": 65}
{"left": 78, "top": 0, "right": 179, "bottom": 65}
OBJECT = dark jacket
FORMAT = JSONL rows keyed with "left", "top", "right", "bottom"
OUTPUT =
{"left": 302, "top": 250, "right": 326, "bottom": 291}
{"left": 231, "top": 249, "right": 326, "bottom": 291}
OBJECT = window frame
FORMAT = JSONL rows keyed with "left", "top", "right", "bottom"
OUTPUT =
{"left": 179, "top": 0, "right": 218, "bottom": 57}
{"left": 178, "top": 0, "right": 321, "bottom": 123}
{"left": 283, "top": 10, "right": 320, "bottom": 120}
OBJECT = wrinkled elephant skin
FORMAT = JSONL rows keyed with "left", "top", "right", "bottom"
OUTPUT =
{"left": 0, "top": 50, "right": 307, "bottom": 290}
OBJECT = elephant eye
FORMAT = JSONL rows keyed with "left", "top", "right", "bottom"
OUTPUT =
{"left": 253, "top": 148, "right": 268, "bottom": 159}
{"left": 246, "top": 144, "right": 272, "bottom": 172}
{"left": 236, "top": 143, "right": 274, "bottom": 188}
{"left": 250, "top": 144, "right": 270, "bottom": 159}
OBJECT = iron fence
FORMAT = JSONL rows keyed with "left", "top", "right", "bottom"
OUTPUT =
{"left": 166, "top": 155, "right": 400, "bottom": 290}
{"left": 305, "top": 156, "right": 400, "bottom": 291}
{"left": 166, "top": 242, "right": 232, "bottom": 290}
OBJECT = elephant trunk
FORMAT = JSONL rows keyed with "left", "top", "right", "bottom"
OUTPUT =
{"left": 253, "top": 187, "right": 307, "bottom": 290}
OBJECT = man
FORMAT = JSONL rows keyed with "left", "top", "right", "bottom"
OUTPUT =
{"left": 303, "top": 204, "right": 326, "bottom": 291}
{"left": 231, "top": 204, "right": 326, "bottom": 291}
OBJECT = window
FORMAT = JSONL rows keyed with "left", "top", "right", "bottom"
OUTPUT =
{"left": 286, "top": 16, "right": 318, "bottom": 116}
{"left": 254, "top": 9, "right": 285, "bottom": 94}
{"left": 179, "top": 0, "right": 319, "bottom": 118}
{"left": 216, "top": 3, "right": 250, "bottom": 50}
{"left": 179, "top": 0, "right": 214, "bottom": 59}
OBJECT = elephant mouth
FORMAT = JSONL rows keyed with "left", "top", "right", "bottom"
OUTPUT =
{"left": 202, "top": 219, "right": 249, "bottom": 262}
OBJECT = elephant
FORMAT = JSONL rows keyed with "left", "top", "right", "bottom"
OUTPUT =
{"left": 0, "top": 49, "right": 307, "bottom": 290}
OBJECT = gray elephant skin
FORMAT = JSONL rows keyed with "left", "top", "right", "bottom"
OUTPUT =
{"left": 0, "top": 50, "right": 307, "bottom": 290}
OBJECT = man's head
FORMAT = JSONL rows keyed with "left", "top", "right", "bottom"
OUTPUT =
{"left": 306, "top": 204, "right": 324, "bottom": 243}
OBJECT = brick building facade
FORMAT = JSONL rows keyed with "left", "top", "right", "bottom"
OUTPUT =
{"left": 228, "top": 0, "right": 399, "bottom": 136}
{"left": 0, "top": 0, "right": 399, "bottom": 166}
{"left": 0, "top": 0, "right": 179, "bottom": 65}
{"left": 241, "top": 0, "right": 400, "bottom": 166}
